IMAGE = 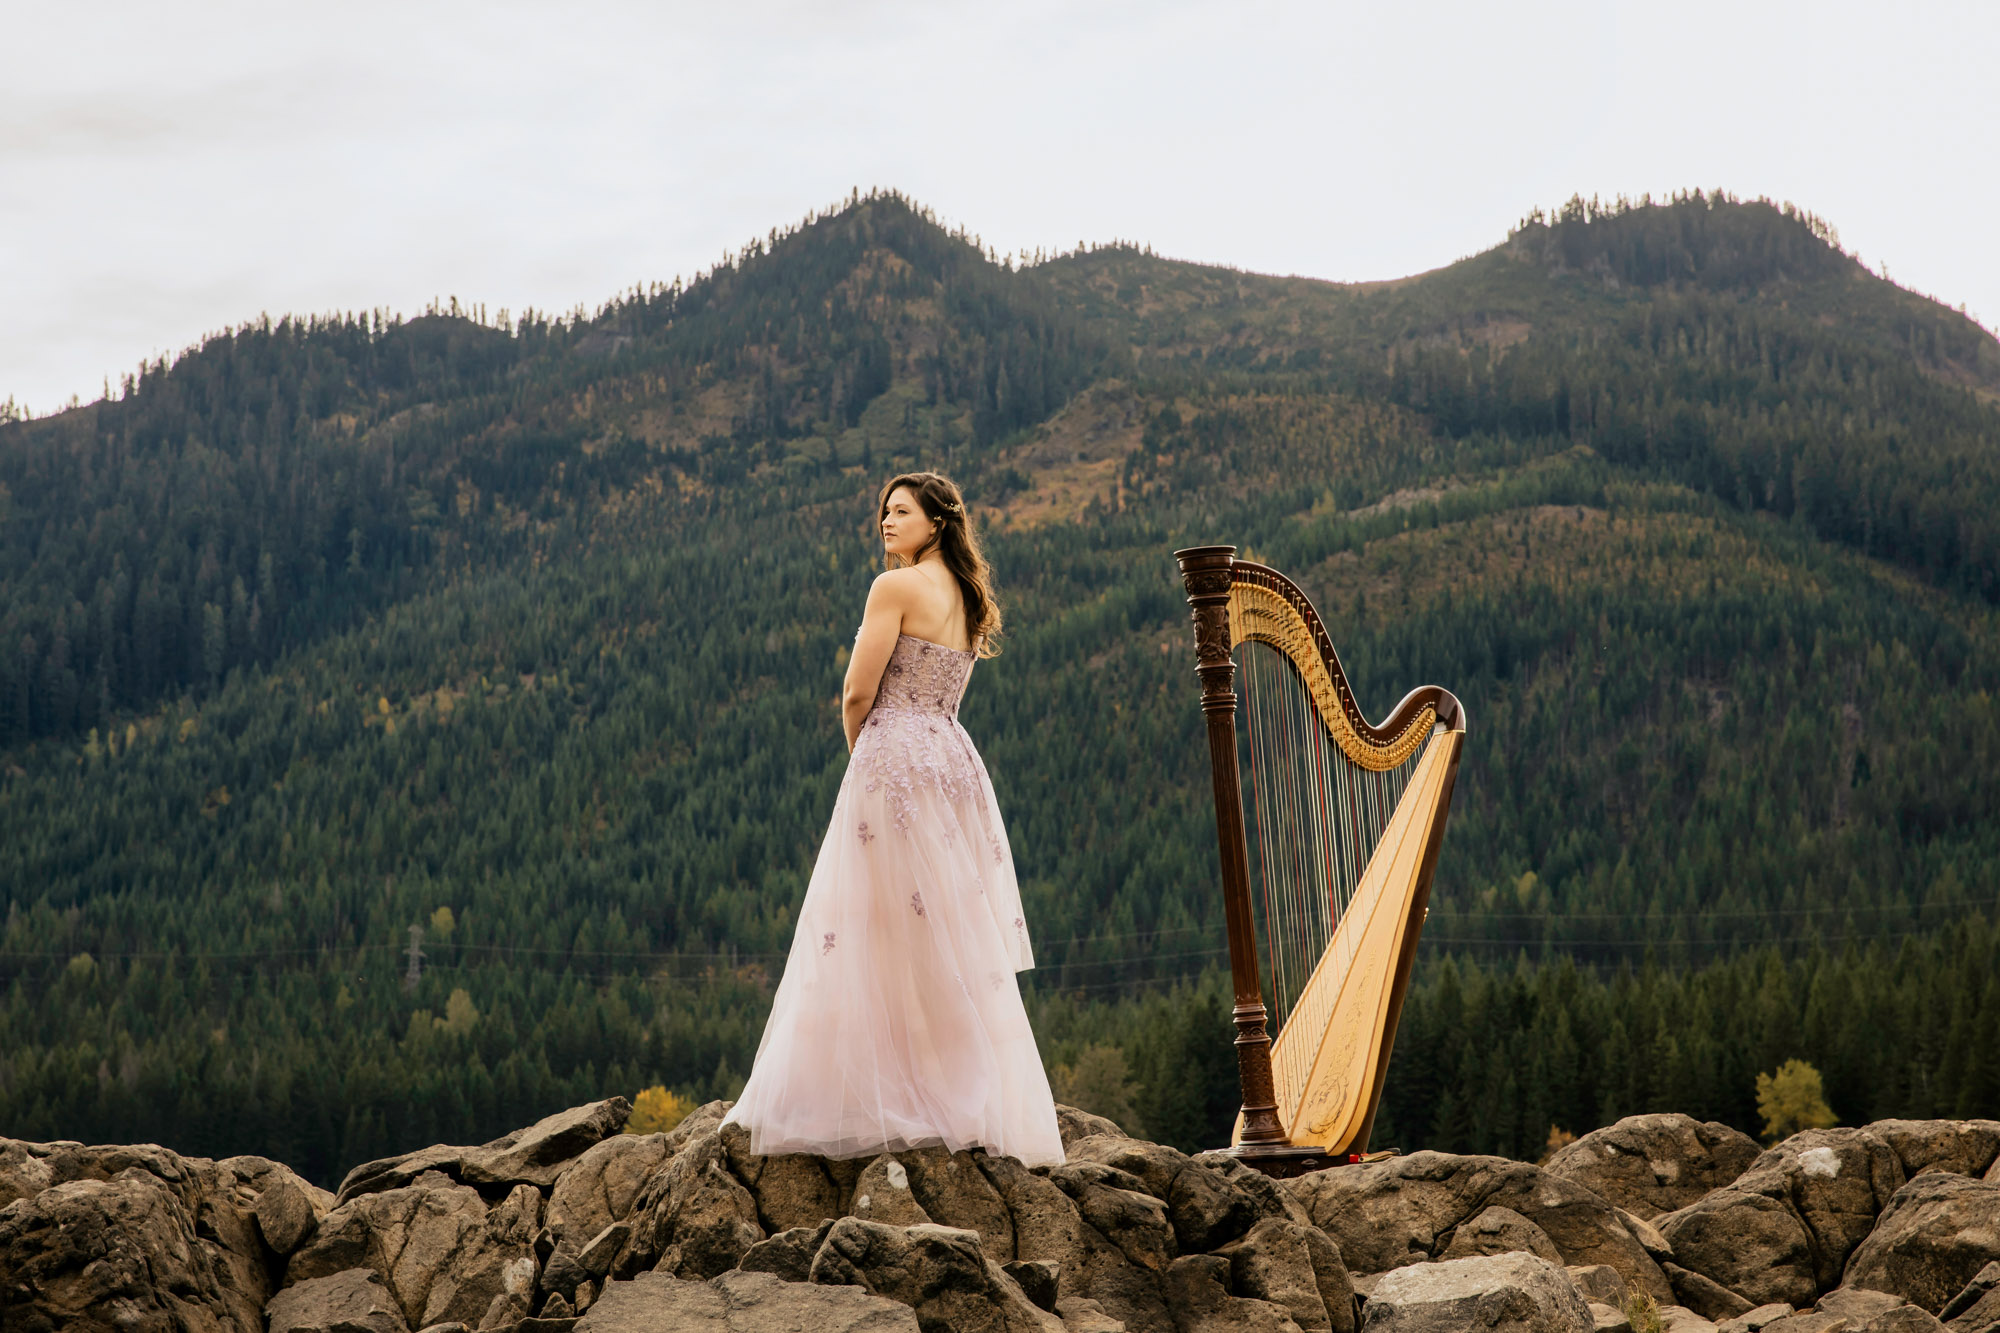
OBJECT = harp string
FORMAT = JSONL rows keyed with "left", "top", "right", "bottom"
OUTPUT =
{"left": 1237, "top": 639, "right": 1428, "bottom": 1090}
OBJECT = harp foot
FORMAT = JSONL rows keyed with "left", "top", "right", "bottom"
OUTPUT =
{"left": 1212, "top": 1143, "right": 1364, "bottom": 1179}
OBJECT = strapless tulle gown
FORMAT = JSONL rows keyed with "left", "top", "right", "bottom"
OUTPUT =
{"left": 722, "top": 632, "right": 1064, "bottom": 1167}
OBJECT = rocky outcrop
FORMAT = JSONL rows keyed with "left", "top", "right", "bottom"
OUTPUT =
{"left": 1657, "top": 1127, "right": 1912, "bottom": 1309}
{"left": 1544, "top": 1115, "right": 1762, "bottom": 1220}
{"left": 265, "top": 1268, "right": 411, "bottom": 1333}
{"left": 1281, "top": 1148, "right": 1675, "bottom": 1302}
{"left": 1361, "top": 1252, "right": 1594, "bottom": 1332}
{"left": 336, "top": 1099, "right": 633, "bottom": 1202}
{"left": 286, "top": 1171, "right": 543, "bottom": 1328}
{"left": 575, "top": 1268, "right": 919, "bottom": 1331}
{"left": 0, "top": 1137, "right": 327, "bottom": 1332}
{"left": 6, "top": 1106, "right": 1996, "bottom": 1333}
{"left": 1843, "top": 1172, "right": 2000, "bottom": 1314}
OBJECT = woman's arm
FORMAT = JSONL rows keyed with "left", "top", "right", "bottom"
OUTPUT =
{"left": 842, "top": 572, "right": 908, "bottom": 751}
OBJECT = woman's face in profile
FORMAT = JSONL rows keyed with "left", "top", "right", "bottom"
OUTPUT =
{"left": 880, "top": 486, "right": 931, "bottom": 561}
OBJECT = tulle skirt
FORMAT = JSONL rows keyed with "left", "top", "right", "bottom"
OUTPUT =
{"left": 722, "top": 708, "right": 1064, "bottom": 1167}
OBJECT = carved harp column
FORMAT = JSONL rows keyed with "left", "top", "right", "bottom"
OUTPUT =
{"left": 1175, "top": 545, "right": 1467, "bottom": 1178}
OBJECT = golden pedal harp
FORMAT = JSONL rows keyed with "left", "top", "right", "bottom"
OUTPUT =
{"left": 1176, "top": 546, "right": 1466, "bottom": 1178}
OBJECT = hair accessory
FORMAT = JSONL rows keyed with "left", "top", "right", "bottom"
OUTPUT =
{"left": 941, "top": 500, "right": 964, "bottom": 514}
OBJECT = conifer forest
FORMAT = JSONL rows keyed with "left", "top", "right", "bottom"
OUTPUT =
{"left": 2, "top": 191, "right": 1996, "bottom": 1186}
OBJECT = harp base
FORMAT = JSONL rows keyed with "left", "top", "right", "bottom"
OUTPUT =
{"left": 1207, "top": 1143, "right": 1355, "bottom": 1180}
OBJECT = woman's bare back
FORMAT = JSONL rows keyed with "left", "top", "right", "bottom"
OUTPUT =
{"left": 895, "top": 558, "right": 972, "bottom": 652}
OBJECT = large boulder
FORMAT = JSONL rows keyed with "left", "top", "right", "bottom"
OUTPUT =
{"left": 1544, "top": 1116, "right": 1761, "bottom": 1221}
{"left": 1047, "top": 1161, "right": 1179, "bottom": 1274}
{"left": 718, "top": 1121, "right": 845, "bottom": 1237}
{"left": 1163, "top": 1252, "right": 1312, "bottom": 1332}
{"left": 1655, "top": 1187, "right": 1817, "bottom": 1309}
{"left": 1659, "top": 1127, "right": 1910, "bottom": 1307}
{"left": 1056, "top": 1105, "right": 1132, "bottom": 1150}
{"left": 0, "top": 1163, "right": 270, "bottom": 1332}
{"left": 543, "top": 1131, "right": 672, "bottom": 1254}
{"left": 979, "top": 1151, "right": 1173, "bottom": 1333}
{"left": 898, "top": 1147, "right": 1016, "bottom": 1262}
{"left": 266, "top": 1267, "right": 411, "bottom": 1333}
{"left": 1360, "top": 1252, "right": 1595, "bottom": 1332}
{"left": 336, "top": 1098, "right": 631, "bottom": 1201}
{"left": 1214, "top": 1216, "right": 1360, "bottom": 1333}
{"left": 846, "top": 1154, "right": 935, "bottom": 1228}
{"left": 1866, "top": 1124, "right": 2000, "bottom": 1183}
{"left": 1439, "top": 1206, "right": 1566, "bottom": 1265}
{"left": 1075, "top": 1136, "right": 1273, "bottom": 1253}
{"left": 806, "top": 1217, "right": 1064, "bottom": 1332}
{"left": 285, "top": 1171, "right": 541, "bottom": 1329}
{"left": 1843, "top": 1172, "right": 2000, "bottom": 1314}
{"left": 1282, "top": 1151, "right": 1672, "bottom": 1301}
{"left": 621, "top": 1125, "right": 765, "bottom": 1280}
{"left": 576, "top": 1267, "right": 919, "bottom": 1332}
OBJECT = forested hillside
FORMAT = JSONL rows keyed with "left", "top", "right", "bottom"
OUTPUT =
{"left": 3, "top": 190, "right": 1995, "bottom": 1182}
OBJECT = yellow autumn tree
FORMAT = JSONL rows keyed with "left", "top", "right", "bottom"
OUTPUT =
{"left": 627, "top": 1085, "right": 696, "bottom": 1135}
{"left": 1756, "top": 1058, "right": 1837, "bottom": 1141}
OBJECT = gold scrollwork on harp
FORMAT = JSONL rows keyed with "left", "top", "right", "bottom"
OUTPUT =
{"left": 1227, "top": 583, "right": 1433, "bottom": 772}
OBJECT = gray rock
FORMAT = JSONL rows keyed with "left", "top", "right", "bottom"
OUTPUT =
{"left": 663, "top": 1102, "right": 735, "bottom": 1153}
{"left": 1441, "top": 1206, "right": 1566, "bottom": 1265}
{"left": 982, "top": 1153, "right": 1169, "bottom": 1333}
{"left": 0, "top": 1164, "right": 270, "bottom": 1332}
{"left": 1717, "top": 1303, "right": 1797, "bottom": 1332}
{"left": 1568, "top": 1266, "right": 1632, "bottom": 1309}
{"left": 624, "top": 1126, "right": 765, "bottom": 1280}
{"left": 1162, "top": 1253, "right": 1308, "bottom": 1332}
{"left": 1006, "top": 1259, "right": 1062, "bottom": 1312}
{"left": 718, "top": 1120, "right": 845, "bottom": 1237}
{"left": 1657, "top": 1306, "right": 1720, "bottom": 1333}
{"left": 1215, "top": 1217, "right": 1349, "bottom": 1332}
{"left": 901, "top": 1147, "right": 1016, "bottom": 1262}
{"left": 576, "top": 1267, "right": 918, "bottom": 1331}
{"left": 847, "top": 1153, "right": 934, "bottom": 1227}
{"left": 1941, "top": 1261, "right": 2000, "bottom": 1332}
{"left": 576, "top": 1221, "right": 629, "bottom": 1278}
{"left": 543, "top": 1132, "right": 670, "bottom": 1254}
{"left": 1545, "top": 1116, "right": 1762, "bottom": 1222}
{"left": 806, "top": 1217, "right": 1064, "bottom": 1332}
{"left": 1618, "top": 1209, "right": 1677, "bottom": 1263}
{"left": 738, "top": 1221, "right": 836, "bottom": 1283}
{"left": 1868, "top": 1125, "right": 2000, "bottom": 1183}
{"left": 1589, "top": 1301, "right": 1633, "bottom": 1333}
{"left": 1818, "top": 1289, "right": 1910, "bottom": 1322}
{"left": 541, "top": 1246, "right": 591, "bottom": 1302}
{"left": 1058, "top": 1105, "right": 1132, "bottom": 1150}
{"left": 1074, "top": 1136, "right": 1271, "bottom": 1254}
{"left": 1668, "top": 1263, "right": 1757, "bottom": 1320}
{"left": 338, "top": 1099, "right": 633, "bottom": 1202}
{"left": 1055, "top": 1294, "right": 1129, "bottom": 1331}
{"left": 260, "top": 1174, "right": 332, "bottom": 1256}
{"left": 1844, "top": 1172, "right": 2000, "bottom": 1313}
{"left": 1361, "top": 1252, "right": 1594, "bottom": 1332}
{"left": 268, "top": 1267, "right": 413, "bottom": 1333}
{"left": 1657, "top": 1189, "right": 1818, "bottom": 1309}
{"left": 1283, "top": 1152, "right": 1672, "bottom": 1302}
{"left": 287, "top": 1173, "right": 541, "bottom": 1329}
{"left": 1048, "top": 1162, "right": 1178, "bottom": 1274}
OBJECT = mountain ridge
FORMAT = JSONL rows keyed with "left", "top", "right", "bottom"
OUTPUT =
{"left": 1, "top": 188, "right": 1995, "bottom": 1174}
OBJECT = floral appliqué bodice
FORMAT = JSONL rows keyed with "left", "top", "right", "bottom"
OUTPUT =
{"left": 850, "top": 633, "right": 987, "bottom": 837}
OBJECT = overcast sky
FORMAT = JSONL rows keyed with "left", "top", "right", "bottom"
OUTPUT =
{"left": 4, "top": 0, "right": 1995, "bottom": 415}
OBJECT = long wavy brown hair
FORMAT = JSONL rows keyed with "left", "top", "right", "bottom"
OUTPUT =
{"left": 876, "top": 471, "right": 1003, "bottom": 657}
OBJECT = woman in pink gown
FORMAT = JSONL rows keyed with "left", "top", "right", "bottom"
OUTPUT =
{"left": 722, "top": 471, "right": 1064, "bottom": 1167}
